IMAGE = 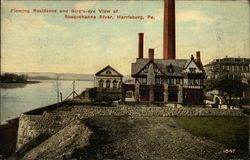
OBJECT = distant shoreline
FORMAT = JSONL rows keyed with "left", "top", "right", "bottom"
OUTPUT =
{"left": 28, "top": 79, "right": 94, "bottom": 81}
{"left": 0, "top": 80, "right": 40, "bottom": 84}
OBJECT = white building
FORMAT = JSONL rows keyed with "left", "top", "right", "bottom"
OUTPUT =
{"left": 94, "top": 65, "right": 123, "bottom": 89}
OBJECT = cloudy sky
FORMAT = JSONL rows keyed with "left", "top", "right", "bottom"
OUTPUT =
{"left": 1, "top": 0, "right": 249, "bottom": 75}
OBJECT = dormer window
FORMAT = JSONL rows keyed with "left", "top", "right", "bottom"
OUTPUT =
{"left": 106, "top": 70, "right": 112, "bottom": 74}
{"left": 189, "top": 68, "right": 196, "bottom": 73}
{"left": 167, "top": 64, "right": 174, "bottom": 73}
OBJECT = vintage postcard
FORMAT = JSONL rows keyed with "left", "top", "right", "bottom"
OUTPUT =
{"left": 0, "top": 0, "right": 249, "bottom": 159}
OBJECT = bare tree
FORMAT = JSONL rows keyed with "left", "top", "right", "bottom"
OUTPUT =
{"left": 54, "top": 74, "right": 60, "bottom": 112}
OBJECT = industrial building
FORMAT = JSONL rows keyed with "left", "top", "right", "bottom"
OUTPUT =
{"left": 121, "top": 0, "right": 205, "bottom": 105}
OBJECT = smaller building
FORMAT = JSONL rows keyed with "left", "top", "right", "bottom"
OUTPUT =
{"left": 94, "top": 65, "right": 123, "bottom": 89}
{"left": 92, "top": 65, "right": 123, "bottom": 101}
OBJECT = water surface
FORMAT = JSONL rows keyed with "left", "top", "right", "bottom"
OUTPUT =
{"left": 0, "top": 80, "right": 93, "bottom": 124}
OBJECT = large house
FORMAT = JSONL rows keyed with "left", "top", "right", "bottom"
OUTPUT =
{"left": 121, "top": 41, "right": 205, "bottom": 104}
{"left": 119, "top": 0, "right": 205, "bottom": 104}
{"left": 121, "top": 0, "right": 205, "bottom": 105}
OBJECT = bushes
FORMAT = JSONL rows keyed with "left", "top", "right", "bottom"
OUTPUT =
{"left": 0, "top": 73, "right": 27, "bottom": 83}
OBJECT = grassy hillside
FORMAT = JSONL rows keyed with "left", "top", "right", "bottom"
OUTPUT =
{"left": 174, "top": 117, "right": 249, "bottom": 153}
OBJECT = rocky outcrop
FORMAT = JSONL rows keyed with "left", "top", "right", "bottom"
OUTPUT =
{"left": 11, "top": 120, "right": 91, "bottom": 160}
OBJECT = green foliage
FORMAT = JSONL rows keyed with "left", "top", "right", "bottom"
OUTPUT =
{"left": 216, "top": 80, "right": 244, "bottom": 97}
{"left": 206, "top": 79, "right": 245, "bottom": 104}
{"left": 0, "top": 73, "right": 27, "bottom": 83}
{"left": 205, "top": 79, "right": 218, "bottom": 91}
{"left": 174, "top": 117, "right": 249, "bottom": 151}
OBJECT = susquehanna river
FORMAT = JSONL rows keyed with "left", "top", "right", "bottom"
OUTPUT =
{"left": 0, "top": 80, "right": 93, "bottom": 124}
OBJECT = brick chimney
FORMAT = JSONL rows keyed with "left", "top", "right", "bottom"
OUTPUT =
{"left": 163, "top": 0, "right": 175, "bottom": 60}
{"left": 196, "top": 51, "right": 201, "bottom": 63}
{"left": 138, "top": 33, "right": 144, "bottom": 59}
{"left": 195, "top": 51, "right": 204, "bottom": 71}
{"left": 149, "top": 48, "right": 154, "bottom": 60}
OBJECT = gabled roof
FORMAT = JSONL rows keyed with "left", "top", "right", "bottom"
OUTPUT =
{"left": 183, "top": 57, "right": 205, "bottom": 72}
{"left": 132, "top": 59, "right": 189, "bottom": 76}
{"left": 95, "top": 65, "right": 123, "bottom": 77}
{"left": 134, "top": 60, "right": 165, "bottom": 76}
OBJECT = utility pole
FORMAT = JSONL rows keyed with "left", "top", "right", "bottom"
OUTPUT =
{"left": 64, "top": 80, "right": 79, "bottom": 105}
{"left": 55, "top": 74, "right": 60, "bottom": 112}
{"left": 60, "top": 92, "right": 63, "bottom": 102}
{"left": 73, "top": 80, "right": 75, "bottom": 106}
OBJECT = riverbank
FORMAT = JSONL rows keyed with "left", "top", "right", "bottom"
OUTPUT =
{"left": 0, "top": 100, "right": 72, "bottom": 158}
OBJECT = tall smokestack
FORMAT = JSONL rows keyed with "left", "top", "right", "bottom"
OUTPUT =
{"left": 163, "top": 0, "right": 176, "bottom": 60}
{"left": 138, "top": 33, "right": 144, "bottom": 59}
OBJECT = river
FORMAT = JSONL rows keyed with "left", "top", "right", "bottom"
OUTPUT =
{"left": 0, "top": 80, "right": 93, "bottom": 124}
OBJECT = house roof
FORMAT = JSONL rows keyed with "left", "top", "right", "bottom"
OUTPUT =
{"left": 95, "top": 65, "right": 123, "bottom": 77}
{"left": 204, "top": 57, "right": 250, "bottom": 67}
{"left": 131, "top": 59, "right": 189, "bottom": 76}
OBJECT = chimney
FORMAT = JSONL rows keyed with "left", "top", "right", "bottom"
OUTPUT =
{"left": 163, "top": 0, "right": 176, "bottom": 60}
{"left": 196, "top": 51, "right": 201, "bottom": 63}
{"left": 138, "top": 33, "right": 144, "bottom": 59}
{"left": 195, "top": 51, "right": 204, "bottom": 70}
{"left": 149, "top": 48, "right": 154, "bottom": 60}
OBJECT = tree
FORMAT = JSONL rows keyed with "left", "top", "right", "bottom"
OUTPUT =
{"left": 211, "top": 79, "right": 244, "bottom": 105}
{"left": 88, "top": 88, "right": 97, "bottom": 102}
{"left": 0, "top": 73, "right": 27, "bottom": 83}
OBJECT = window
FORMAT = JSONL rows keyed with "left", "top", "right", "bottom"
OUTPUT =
{"left": 106, "top": 80, "right": 110, "bottom": 88}
{"left": 244, "top": 65, "right": 247, "bottom": 71}
{"left": 113, "top": 80, "right": 117, "bottom": 88}
{"left": 168, "top": 78, "right": 174, "bottom": 85}
{"left": 176, "top": 78, "right": 180, "bottom": 84}
{"left": 229, "top": 65, "right": 232, "bottom": 70}
{"left": 106, "top": 70, "right": 112, "bottom": 74}
{"left": 195, "top": 79, "right": 200, "bottom": 85}
{"left": 142, "top": 78, "right": 147, "bottom": 85}
{"left": 189, "top": 68, "right": 196, "bottom": 73}
{"left": 99, "top": 79, "right": 104, "bottom": 88}
{"left": 189, "top": 79, "right": 195, "bottom": 85}
{"left": 246, "top": 65, "right": 249, "bottom": 71}
{"left": 155, "top": 78, "right": 162, "bottom": 85}
{"left": 167, "top": 64, "right": 174, "bottom": 73}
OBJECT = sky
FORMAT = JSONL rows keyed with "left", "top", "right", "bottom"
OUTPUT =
{"left": 1, "top": 0, "right": 250, "bottom": 75}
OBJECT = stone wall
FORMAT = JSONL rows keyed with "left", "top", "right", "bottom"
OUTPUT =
{"left": 16, "top": 105, "right": 246, "bottom": 151}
